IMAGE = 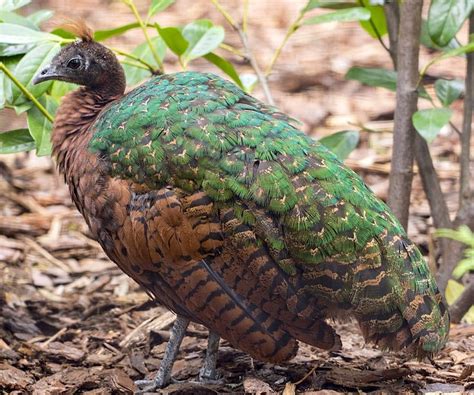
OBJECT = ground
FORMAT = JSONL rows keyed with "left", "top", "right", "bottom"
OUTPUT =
{"left": 0, "top": 0, "right": 473, "bottom": 394}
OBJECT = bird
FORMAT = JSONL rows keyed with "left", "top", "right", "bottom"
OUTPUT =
{"left": 33, "top": 21, "right": 449, "bottom": 392}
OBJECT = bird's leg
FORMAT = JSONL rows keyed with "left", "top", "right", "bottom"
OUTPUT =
{"left": 135, "top": 315, "right": 190, "bottom": 392}
{"left": 198, "top": 331, "right": 221, "bottom": 382}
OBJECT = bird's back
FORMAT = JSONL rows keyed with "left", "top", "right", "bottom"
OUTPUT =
{"left": 85, "top": 71, "right": 448, "bottom": 359}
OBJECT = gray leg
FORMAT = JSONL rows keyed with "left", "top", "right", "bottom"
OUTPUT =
{"left": 135, "top": 315, "right": 190, "bottom": 393}
{"left": 198, "top": 331, "right": 221, "bottom": 382}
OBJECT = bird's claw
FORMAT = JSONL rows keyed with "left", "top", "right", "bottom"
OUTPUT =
{"left": 135, "top": 377, "right": 182, "bottom": 393}
{"left": 135, "top": 378, "right": 165, "bottom": 394}
{"left": 198, "top": 367, "right": 223, "bottom": 384}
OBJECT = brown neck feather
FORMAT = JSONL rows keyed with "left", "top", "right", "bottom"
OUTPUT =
{"left": 52, "top": 87, "right": 122, "bottom": 175}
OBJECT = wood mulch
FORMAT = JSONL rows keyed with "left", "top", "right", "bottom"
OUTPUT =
{"left": 1, "top": 0, "right": 473, "bottom": 393}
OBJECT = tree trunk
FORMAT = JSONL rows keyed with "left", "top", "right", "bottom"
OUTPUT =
{"left": 387, "top": 0, "right": 423, "bottom": 230}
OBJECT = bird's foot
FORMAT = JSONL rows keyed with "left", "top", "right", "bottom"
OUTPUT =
{"left": 198, "top": 366, "right": 223, "bottom": 385}
{"left": 135, "top": 376, "right": 183, "bottom": 394}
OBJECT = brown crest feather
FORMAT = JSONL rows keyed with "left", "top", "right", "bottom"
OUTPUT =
{"left": 59, "top": 19, "right": 94, "bottom": 42}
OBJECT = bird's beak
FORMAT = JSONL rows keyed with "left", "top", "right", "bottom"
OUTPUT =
{"left": 33, "top": 64, "right": 60, "bottom": 84}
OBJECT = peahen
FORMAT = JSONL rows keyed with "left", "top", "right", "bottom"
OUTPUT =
{"left": 33, "top": 23, "right": 449, "bottom": 391}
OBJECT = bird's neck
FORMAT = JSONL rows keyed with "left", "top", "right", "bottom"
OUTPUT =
{"left": 52, "top": 87, "right": 122, "bottom": 175}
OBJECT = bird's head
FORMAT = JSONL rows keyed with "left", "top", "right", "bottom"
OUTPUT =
{"left": 33, "top": 20, "right": 125, "bottom": 96}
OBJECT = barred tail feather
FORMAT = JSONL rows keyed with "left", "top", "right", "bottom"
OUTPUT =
{"left": 353, "top": 236, "right": 449, "bottom": 357}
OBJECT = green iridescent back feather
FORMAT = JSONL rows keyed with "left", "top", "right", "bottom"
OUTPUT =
{"left": 89, "top": 72, "right": 449, "bottom": 354}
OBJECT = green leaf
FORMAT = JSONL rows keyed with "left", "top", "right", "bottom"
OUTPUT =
{"left": 435, "top": 225, "right": 474, "bottom": 281}
{"left": 49, "top": 27, "right": 75, "bottom": 40}
{"left": 428, "top": 0, "right": 471, "bottom": 47}
{"left": 148, "top": 0, "right": 175, "bottom": 18}
{"left": 358, "top": 0, "right": 387, "bottom": 38}
{"left": 420, "top": 19, "right": 461, "bottom": 52}
{"left": 27, "top": 95, "right": 57, "bottom": 156}
{"left": 157, "top": 25, "right": 188, "bottom": 56}
{"left": 436, "top": 226, "right": 474, "bottom": 247}
{"left": 203, "top": 52, "right": 243, "bottom": 89}
{"left": 49, "top": 81, "right": 75, "bottom": 99}
{"left": 0, "top": 23, "right": 60, "bottom": 44}
{"left": 182, "top": 20, "right": 225, "bottom": 65}
{"left": 412, "top": 108, "right": 452, "bottom": 143}
{"left": 94, "top": 22, "right": 140, "bottom": 41}
{"left": 123, "top": 36, "right": 166, "bottom": 85}
{"left": 302, "top": 7, "right": 371, "bottom": 25}
{"left": 0, "top": 128, "right": 35, "bottom": 154}
{"left": 0, "top": 55, "right": 21, "bottom": 104}
{"left": 27, "top": 10, "right": 54, "bottom": 27}
{"left": 435, "top": 79, "right": 464, "bottom": 107}
{"left": 11, "top": 42, "right": 60, "bottom": 105}
{"left": 345, "top": 66, "right": 397, "bottom": 90}
{"left": 0, "top": 0, "right": 30, "bottom": 11}
{"left": 452, "top": 257, "right": 474, "bottom": 280}
{"left": 319, "top": 130, "right": 359, "bottom": 160}
{"left": 0, "top": 11, "right": 37, "bottom": 29}
{"left": 303, "top": 1, "right": 357, "bottom": 12}
{"left": 13, "top": 102, "right": 30, "bottom": 114}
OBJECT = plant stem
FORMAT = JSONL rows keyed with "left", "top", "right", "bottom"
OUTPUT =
{"left": 110, "top": 46, "right": 156, "bottom": 72}
{"left": 387, "top": 0, "right": 423, "bottom": 230}
{"left": 449, "top": 281, "right": 474, "bottom": 323}
{"left": 357, "top": 0, "right": 390, "bottom": 55}
{"left": 120, "top": 60, "right": 150, "bottom": 70}
{"left": 211, "top": 0, "right": 274, "bottom": 105}
{"left": 265, "top": 12, "right": 304, "bottom": 77}
{"left": 459, "top": 12, "right": 474, "bottom": 210}
{"left": 210, "top": 0, "right": 237, "bottom": 27}
{"left": 383, "top": 1, "right": 399, "bottom": 68}
{"left": 0, "top": 63, "right": 54, "bottom": 123}
{"left": 123, "top": 0, "right": 164, "bottom": 72}
{"left": 243, "top": 0, "right": 249, "bottom": 34}
{"left": 220, "top": 43, "right": 245, "bottom": 57}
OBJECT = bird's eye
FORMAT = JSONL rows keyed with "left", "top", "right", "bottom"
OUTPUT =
{"left": 67, "top": 58, "right": 82, "bottom": 70}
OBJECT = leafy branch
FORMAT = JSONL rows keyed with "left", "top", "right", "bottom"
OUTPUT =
{"left": 265, "top": 10, "right": 305, "bottom": 77}
{"left": 210, "top": 0, "right": 275, "bottom": 105}
{"left": 122, "top": 0, "right": 164, "bottom": 72}
{"left": 0, "top": 62, "right": 54, "bottom": 123}
{"left": 110, "top": 46, "right": 157, "bottom": 73}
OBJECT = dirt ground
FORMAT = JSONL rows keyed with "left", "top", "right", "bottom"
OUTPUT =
{"left": 1, "top": 1, "right": 473, "bottom": 394}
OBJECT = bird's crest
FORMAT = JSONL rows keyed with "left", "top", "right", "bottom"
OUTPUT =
{"left": 60, "top": 19, "right": 94, "bottom": 42}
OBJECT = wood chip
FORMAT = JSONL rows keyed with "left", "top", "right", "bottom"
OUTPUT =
{"left": 0, "top": 363, "right": 34, "bottom": 390}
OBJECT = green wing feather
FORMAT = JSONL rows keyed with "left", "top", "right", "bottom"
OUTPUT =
{"left": 89, "top": 71, "right": 449, "bottom": 354}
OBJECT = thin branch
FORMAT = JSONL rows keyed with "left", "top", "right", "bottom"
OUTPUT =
{"left": 237, "top": 29, "right": 274, "bottom": 105}
{"left": 0, "top": 63, "right": 54, "bottom": 123}
{"left": 110, "top": 47, "right": 156, "bottom": 72}
{"left": 387, "top": 0, "right": 423, "bottom": 230}
{"left": 242, "top": 0, "right": 249, "bottom": 34}
{"left": 120, "top": 60, "right": 150, "bottom": 70}
{"left": 414, "top": 135, "right": 452, "bottom": 229}
{"left": 210, "top": 0, "right": 237, "bottom": 27}
{"left": 459, "top": 12, "right": 474, "bottom": 210}
{"left": 265, "top": 12, "right": 304, "bottom": 77}
{"left": 383, "top": 1, "right": 399, "bottom": 68}
{"left": 122, "top": 0, "right": 164, "bottom": 72}
{"left": 219, "top": 43, "right": 245, "bottom": 58}
{"left": 449, "top": 281, "right": 474, "bottom": 323}
{"left": 210, "top": 0, "right": 274, "bottom": 105}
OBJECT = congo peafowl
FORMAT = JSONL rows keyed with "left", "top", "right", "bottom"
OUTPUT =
{"left": 33, "top": 22, "right": 449, "bottom": 391}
